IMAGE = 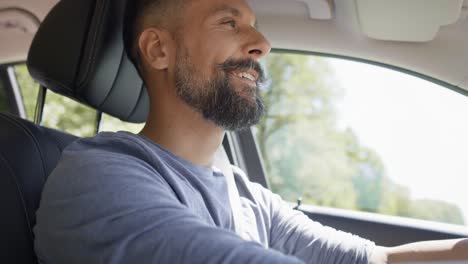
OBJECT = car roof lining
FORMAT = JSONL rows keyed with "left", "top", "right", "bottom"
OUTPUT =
{"left": 250, "top": 0, "right": 468, "bottom": 92}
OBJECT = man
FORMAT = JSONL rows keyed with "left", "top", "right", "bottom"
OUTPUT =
{"left": 34, "top": 0, "right": 468, "bottom": 263}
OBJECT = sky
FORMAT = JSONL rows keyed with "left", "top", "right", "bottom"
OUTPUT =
{"left": 328, "top": 58, "right": 468, "bottom": 226}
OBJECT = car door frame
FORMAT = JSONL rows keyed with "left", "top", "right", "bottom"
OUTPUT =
{"left": 0, "top": 65, "right": 26, "bottom": 118}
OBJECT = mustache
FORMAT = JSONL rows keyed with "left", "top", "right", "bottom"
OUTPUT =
{"left": 217, "top": 58, "right": 267, "bottom": 84}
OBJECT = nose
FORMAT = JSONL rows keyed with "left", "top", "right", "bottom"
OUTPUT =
{"left": 244, "top": 29, "right": 272, "bottom": 61}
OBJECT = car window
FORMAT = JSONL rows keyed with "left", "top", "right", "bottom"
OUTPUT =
{"left": 15, "top": 65, "right": 38, "bottom": 120}
{"left": 100, "top": 113, "right": 144, "bottom": 134}
{"left": 15, "top": 64, "right": 98, "bottom": 137}
{"left": 255, "top": 52, "right": 468, "bottom": 227}
{"left": 14, "top": 64, "right": 144, "bottom": 136}
{"left": 42, "top": 91, "right": 98, "bottom": 137}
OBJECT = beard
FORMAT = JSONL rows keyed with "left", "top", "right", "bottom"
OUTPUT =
{"left": 174, "top": 45, "right": 266, "bottom": 131}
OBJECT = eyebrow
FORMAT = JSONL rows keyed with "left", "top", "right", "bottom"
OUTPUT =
{"left": 210, "top": 5, "right": 259, "bottom": 29}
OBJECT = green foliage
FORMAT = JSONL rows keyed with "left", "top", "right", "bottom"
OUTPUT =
{"left": 407, "top": 199, "right": 465, "bottom": 225}
{"left": 257, "top": 53, "right": 357, "bottom": 210}
{"left": 15, "top": 65, "right": 37, "bottom": 120}
{"left": 256, "top": 53, "right": 466, "bottom": 225}
{"left": 42, "top": 91, "right": 97, "bottom": 137}
{"left": 16, "top": 65, "right": 95, "bottom": 137}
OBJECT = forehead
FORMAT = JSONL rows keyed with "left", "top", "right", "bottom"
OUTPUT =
{"left": 186, "top": 0, "right": 256, "bottom": 21}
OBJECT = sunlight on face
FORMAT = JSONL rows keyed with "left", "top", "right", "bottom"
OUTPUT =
{"left": 171, "top": 0, "right": 271, "bottom": 130}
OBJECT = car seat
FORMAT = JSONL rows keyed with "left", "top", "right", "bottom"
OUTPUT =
{"left": 0, "top": 113, "right": 77, "bottom": 262}
{"left": 0, "top": 0, "right": 149, "bottom": 262}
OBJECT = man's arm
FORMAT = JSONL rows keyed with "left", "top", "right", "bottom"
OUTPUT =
{"left": 243, "top": 180, "right": 374, "bottom": 264}
{"left": 244, "top": 177, "right": 467, "bottom": 264}
{"left": 370, "top": 239, "right": 468, "bottom": 263}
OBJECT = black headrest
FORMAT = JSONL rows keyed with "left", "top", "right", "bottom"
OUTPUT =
{"left": 27, "top": 0, "right": 148, "bottom": 123}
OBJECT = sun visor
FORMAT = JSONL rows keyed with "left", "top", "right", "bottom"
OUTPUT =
{"left": 356, "top": 0, "right": 465, "bottom": 42}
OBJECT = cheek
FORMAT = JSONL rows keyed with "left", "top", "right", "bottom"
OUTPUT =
{"left": 183, "top": 28, "right": 243, "bottom": 77}
{"left": 187, "top": 50, "right": 219, "bottom": 78}
{"left": 209, "top": 33, "right": 242, "bottom": 57}
{"left": 198, "top": 33, "right": 241, "bottom": 64}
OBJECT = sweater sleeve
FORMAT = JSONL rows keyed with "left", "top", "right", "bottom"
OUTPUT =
{"left": 34, "top": 151, "right": 304, "bottom": 264}
{"left": 248, "top": 182, "right": 375, "bottom": 264}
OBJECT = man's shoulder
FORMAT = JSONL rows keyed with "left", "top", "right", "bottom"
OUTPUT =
{"left": 43, "top": 132, "right": 167, "bottom": 201}
{"left": 63, "top": 131, "right": 151, "bottom": 160}
{"left": 49, "top": 131, "right": 159, "bottom": 185}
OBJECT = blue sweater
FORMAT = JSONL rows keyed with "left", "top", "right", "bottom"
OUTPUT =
{"left": 34, "top": 131, "right": 374, "bottom": 264}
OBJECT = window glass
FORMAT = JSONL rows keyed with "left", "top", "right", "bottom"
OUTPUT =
{"left": 15, "top": 64, "right": 97, "bottom": 137}
{"left": 100, "top": 113, "right": 144, "bottom": 134}
{"left": 255, "top": 52, "right": 468, "bottom": 227}
{"left": 15, "top": 65, "right": 38, "bottom": 120}
{"left": 42, "top": 91, "right": 97, "bottom": 137}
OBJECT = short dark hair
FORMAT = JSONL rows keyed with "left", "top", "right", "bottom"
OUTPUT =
{"left": 123, "top": 0, "right": 184, "bottom": 75}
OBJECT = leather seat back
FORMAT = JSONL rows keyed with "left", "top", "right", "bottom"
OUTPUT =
{"left": 2, "top": 0, "right": 149, "bottom": 262}
{"left": 0, "top": 112, "right": 77, "bottom": 263}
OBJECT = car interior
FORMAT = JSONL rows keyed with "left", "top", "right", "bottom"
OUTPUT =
{"left": 0, "top": 0, "right": 467, "bottom": 263}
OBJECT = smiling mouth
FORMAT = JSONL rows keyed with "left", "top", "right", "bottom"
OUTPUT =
{"left": 228, "top": 70, "right": 259, "bottom": 86}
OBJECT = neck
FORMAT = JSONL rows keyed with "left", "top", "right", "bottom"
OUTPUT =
{"left": 139, "top": 88, "right": 225, "bottom": 168}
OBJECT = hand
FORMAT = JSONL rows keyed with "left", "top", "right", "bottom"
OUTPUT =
{"left": 370, "top": 239, "right": 468, "bottom": 264}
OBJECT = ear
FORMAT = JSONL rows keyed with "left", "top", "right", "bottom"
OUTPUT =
{"left": 138, "top": 28, "right": 171, "bottom": 70}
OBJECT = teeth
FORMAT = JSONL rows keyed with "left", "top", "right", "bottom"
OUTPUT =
{"left": 236, "top": 72, "right": 256, "bottom": 81}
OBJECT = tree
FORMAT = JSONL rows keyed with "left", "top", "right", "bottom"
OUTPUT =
{"left": 409, "top": 199, "right": 465, "bottom": 225}
{"left": 255, "top": 53, "right": 466, "bottom": 225}
{"left": 256, "top": 53, "right": 358, "bottom": 209}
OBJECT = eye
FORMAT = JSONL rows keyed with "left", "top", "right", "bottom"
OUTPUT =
{"left": 222, "top": 19, "right": 237, "bottom": 28}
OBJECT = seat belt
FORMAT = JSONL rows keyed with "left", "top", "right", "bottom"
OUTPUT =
{"left": 213, "top": 147, "right": 248, "bottom": 240}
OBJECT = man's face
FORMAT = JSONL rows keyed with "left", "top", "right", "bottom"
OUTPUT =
{"left": 172, "top": 0, "right": 271, "bottom": 131}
